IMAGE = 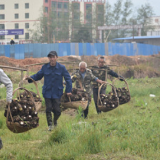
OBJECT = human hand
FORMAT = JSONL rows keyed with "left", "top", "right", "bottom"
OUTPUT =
{"left": 7, "top": 101, "right": 12, "bottom": 106}
{"left": 97, "top": 79, "right": 105, "bottom": 84}
{"left": 66, "top": 93, "right": 72, "bottom": 96}
{"left": 23, "top": 75, "right": 29, "bottom": 80}
{"left": 119, "top": 76, "right": 124, "bottom": 81}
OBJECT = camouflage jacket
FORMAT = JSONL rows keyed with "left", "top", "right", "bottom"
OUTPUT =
{"left": 91, "top": 65, "right": 119, "bottom": 88}
{"left": 71, "top": 68, "right": 97, "bottom": 95}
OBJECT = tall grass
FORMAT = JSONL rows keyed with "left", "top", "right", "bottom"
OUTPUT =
{"left": 0, "top": 77, "right": 160, "bottom": 159}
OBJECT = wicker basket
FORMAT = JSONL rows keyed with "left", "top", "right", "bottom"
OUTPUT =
{"left": 6, "top": 87, "right": 39, "bottom": 133}
{"left": 97, "top": 82, "right": 119, "bottom": 112}
{"left": 112, "top": 78, "right": 131, "bottom": 105}
{"left": 19, "top": 77, "right": 42, "bottom": 112}
{"left": 61, "top": 96, "right": 88, "bottom": 110}
{"left": 61, "top": 80, "right": 88, "bottom": 110}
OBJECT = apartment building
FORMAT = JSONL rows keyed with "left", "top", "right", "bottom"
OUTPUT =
{"left": 147, "top": 16, "right": 160, "bottom": 36}
{"left": 0, "top": 0, "right": 43, "bottom": 44}
{"left": 0, "top": 0, "right": 105, "bottom": 44}
{"left": 44, "top": 0, "right": 106, "bottom": 42}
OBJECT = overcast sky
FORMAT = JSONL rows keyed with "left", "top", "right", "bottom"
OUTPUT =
{"left": 108, "top": 0, "right": 160, "bottom": 16}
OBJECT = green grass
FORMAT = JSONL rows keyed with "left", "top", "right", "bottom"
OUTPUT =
{"left": 0, "top": 77, "right": 160, "bottom": 159}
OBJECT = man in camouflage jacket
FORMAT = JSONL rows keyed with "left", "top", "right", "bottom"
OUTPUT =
{"left": 71, "top": 61, "right": 105, "bottom": 118}
{"left": 91, "top": 56, "right": 124, "bottom": 114}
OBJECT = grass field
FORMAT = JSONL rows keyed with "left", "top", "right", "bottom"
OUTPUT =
{"left": 0, "top": 77, "right": 160, "bottom": 160}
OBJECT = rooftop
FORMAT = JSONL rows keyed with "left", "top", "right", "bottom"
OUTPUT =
{"left": 113, "top": 35, "right": 160, "bottom": 41}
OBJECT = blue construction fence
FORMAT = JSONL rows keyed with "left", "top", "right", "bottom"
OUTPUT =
{"left": 0, "top": 42, "right": 160, "bottom": 59}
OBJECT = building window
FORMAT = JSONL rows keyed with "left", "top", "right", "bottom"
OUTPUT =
{"left": 86, "top": 4, "right": 92, "bottom": 10}
{"left": 15, "top": 23, "right": 19, "bottom": 29}
{"left": 15, "top": 4, "right": 19, "bottom": 9}
{"left": 52, "top": 1, "right": 57, "bottom": 9}
{"left": 58, "top": 12, "right": 62, "bottom": 18}
{"left": 73, "top": 3, "right": 80, "bottom": 10}
{"left": 64, "top": 12, "right": 69, "bottom": 19}
{"left": 0, "top": 24, "right": 5, "bottom": 29}
{"left": 0, "top": 35, "right": 5, "bottom": 39}
{"left": 73, "top": 13, "right": 80, "bottom": 20}
{"left": 0, "top": 14, "right": 5, "bottom": 19}
{"left": 97, "top": 4, "right": 104, "bottom": 14}
{"left": 25, "top": 23, "right": 29, "bottom": 29}
{"left": 25, "top": 3, "right": 29, "bottom": 9}
{"left": 15, "top": 35, "right": 19, "bottom": 39}
{"left": 15, "top": 14, "right": 19, "bottom": 19}
{"left": 25, "top": 33, "right": 29, "bottom": 39}
{"left": 86, "top": 14, "right": 92, "bottom": 21}
{"left": 45, "top": 7, "right": 48, "bottom": 13}
{"left": 25, "top": 13, "right": 29, "bottom": 18}
{"left": 45, "top": 0, "right": 48, "bottom": 2}
{"left": 64, "top": 3, "right": 68, "bottom": 10}
{"left": 155, "top": 19, "right": 159, "bottom": 23}
{"left": 58, "top": 2, "right": 62, "bottom": 9}
{"left": 0, "top": 5, "right": 5, "bottom": 10}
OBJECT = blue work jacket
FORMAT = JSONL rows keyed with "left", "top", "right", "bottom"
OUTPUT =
{"left": 29, "top": 62, "right": 72, "bottom": 99}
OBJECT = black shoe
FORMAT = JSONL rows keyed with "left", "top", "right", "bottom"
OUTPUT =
{"left": 54, "top": 120, "right": 57, "bottom": 127}
{"left": 0, "top": 138, "right": 3, "bottom": 149}
{"left": 97, "top": 111, "right": 101, "bottom": 114}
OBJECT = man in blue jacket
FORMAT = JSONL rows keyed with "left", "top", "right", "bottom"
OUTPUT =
{"left": 27, "top": 51, "right": 72, "bottom": 131}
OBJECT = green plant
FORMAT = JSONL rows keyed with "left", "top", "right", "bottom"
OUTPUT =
{"left": 0, "top": 119, "right": 3, "bottom": 129}
{"left": 48, "top": 127, "right": 68, "bottom": 144}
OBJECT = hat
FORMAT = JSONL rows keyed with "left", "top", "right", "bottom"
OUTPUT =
{"left": 47, "top": 51, "right": 58, "bottom": 57}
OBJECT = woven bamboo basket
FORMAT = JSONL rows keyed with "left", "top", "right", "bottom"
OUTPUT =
{"left": 61, "top": 96, "right": 88, "bottom": 110}
{"left": 61, "top": 79, "right": 88, "bottom": 110}
{"left": 112, "top": 77, "right": 131, "bottom": 105}
{"left": 18, "top": 77, "right": 42, "bottom": 112}
{"left": 6, "top": 87, "right": 38, "bottom": 133}
{"left": 97, "top": 82, "right": 119, "bottom": 112}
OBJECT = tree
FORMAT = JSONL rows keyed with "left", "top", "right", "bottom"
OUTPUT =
{"left": 111, "top": 0, "right": 123, "bottom": 39}
{"left": 120, "top": 0, "right": 133, "bottom": 37}
{"left": 136, "top": 3, "right": 155, "bottom": 35}
{"left": 29, "top": 5, "right": 70, "bottom": 43}
{"left": 105, "top": 1, "right": 114, "bottom": 42}
{"left": 71, "top": 3, "right": 83, "bottom": 42}
{"left": 72, "top": 26, "right": 92, "bottom": 43}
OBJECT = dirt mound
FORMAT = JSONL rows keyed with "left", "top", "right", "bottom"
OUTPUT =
{"left": 0, "top": 54, "right": 160, "bottom": 78}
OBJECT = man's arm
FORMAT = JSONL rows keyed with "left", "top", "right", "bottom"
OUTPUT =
{"left": 27, "top": 66, "right": 44, "bottom": 83}
{"left": 70, "top": 71, "right": 78, "bottom": 83}
{"left": 89, "top": 69, "right": 105, "bottom": 84}
{"left": 63, "top": 67, "right": 72, "bottom": 94}
{"left": 108, "top": 69, "right": 124, "bottom": 81}
{"left": 0, "top": 69, "right": 13, "bottom": 103}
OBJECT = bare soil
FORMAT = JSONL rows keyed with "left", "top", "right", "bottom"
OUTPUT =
{"left": 0, "top": 53, "right": 160, "bottom": 78}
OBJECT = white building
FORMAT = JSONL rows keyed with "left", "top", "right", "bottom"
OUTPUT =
{"left": 147, "top": 16, "right": 160, "bottom": 36}
{"left": 0, "top": 0, "right": 43, "bottom": 44}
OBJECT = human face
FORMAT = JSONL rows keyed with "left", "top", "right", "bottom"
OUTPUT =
{"left": 98, "top": 58, "right": 105, "bottom": 68}
{"left": 48, "top": 55, "right": 57, "bottom": 66}
{"left": 79, "top": 65, "right": 86, "bottom": 73}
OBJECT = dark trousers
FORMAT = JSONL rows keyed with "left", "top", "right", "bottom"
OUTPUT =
{"left": 0, "top": 137, "right": 2, "bottom": 149}
{"left": 93, "top": 88, "right": 106, "bottom": 114}
{"left": 45, "top": 98, "right": 61, "bottom": 126}
{"left": 83, "top": 95, "right": 91, "bottom": 118}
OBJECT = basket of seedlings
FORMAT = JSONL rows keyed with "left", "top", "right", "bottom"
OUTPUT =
{"left": 4, "top": 87, "right": 39, "bottom": 133}
{"left": 112, "top": 77, "right": 130, "bottom": 105}
{"left": 97, "top": 82, "right": 119, "bottom": 112}
{"left": 18, "top": 77, "right": 42, "bottom": 112}
{"left": 61, "top": 88, "right": 88, "bottom": 110}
